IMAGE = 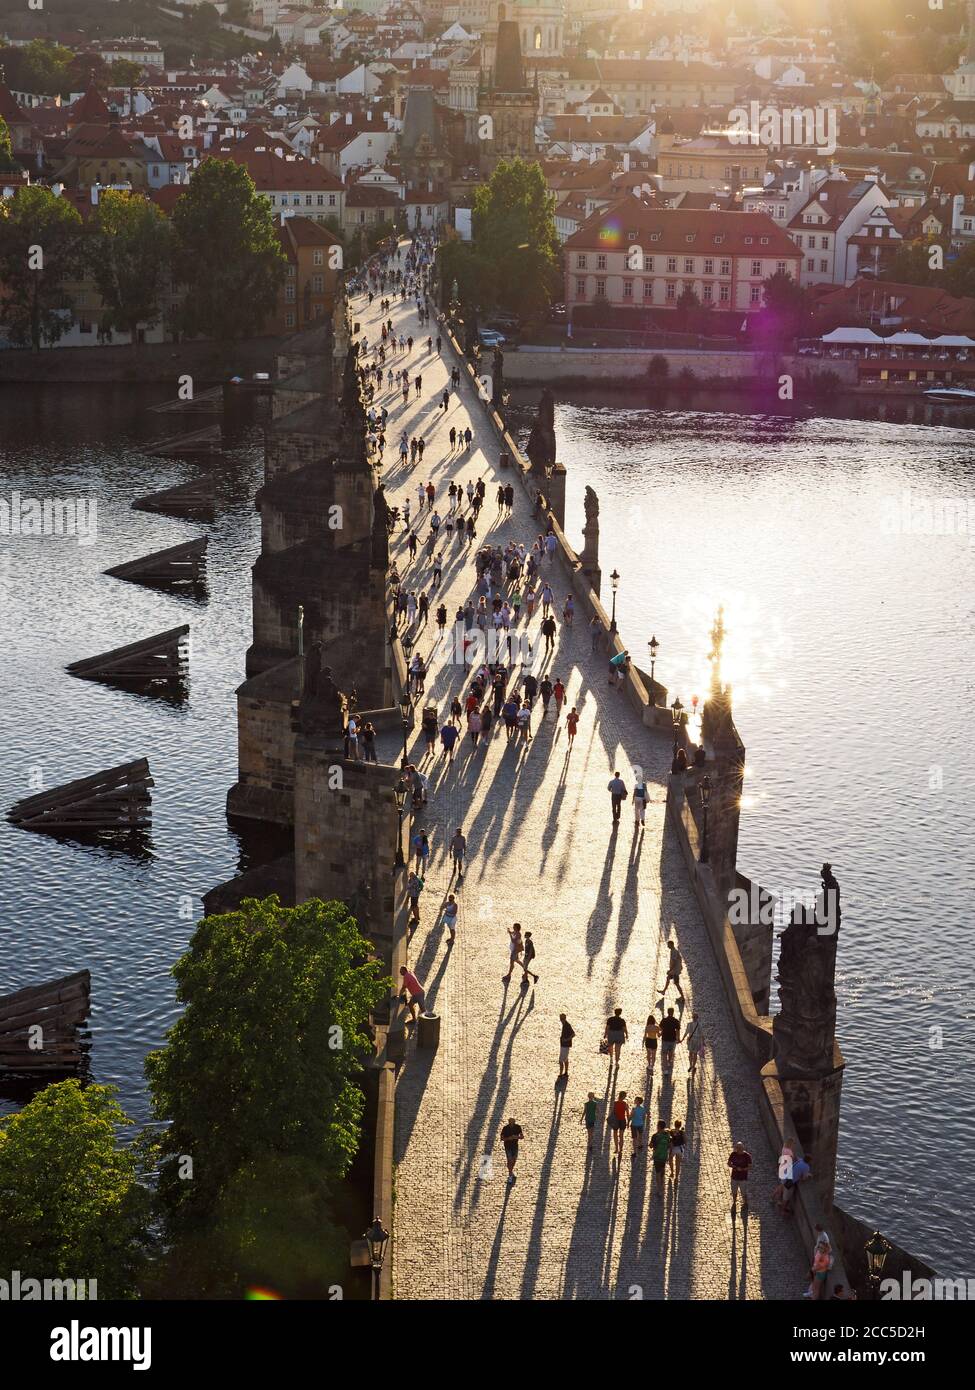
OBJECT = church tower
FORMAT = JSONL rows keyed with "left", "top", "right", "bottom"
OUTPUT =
{"left": 477, "top": 15, "right": 538, "bottom": 175}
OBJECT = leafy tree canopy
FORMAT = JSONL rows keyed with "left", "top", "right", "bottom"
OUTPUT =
{"left": 469, "top": 158, "right": 561, "bottom": 316}
{"left": 170, "top": 157, "right": 287, "bottom": 340}
{"left": 145, "top": 894, "right": 388, "bottom": 1224}
{"left": 0, "top": 185, "right": 84, "bottom": 349}
{"left": 0, "top": 1080, "right": 149, "bottom": 1298}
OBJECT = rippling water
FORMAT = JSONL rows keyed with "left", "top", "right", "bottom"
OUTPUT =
{"left": 0, "top": 383, "right": 265, "bottom": 1130}
{"left": 2, "top": 383, "right": 972, "bottom": 1275}
{"left": 528, "top": 390, "right": 974, "bottom": 1274}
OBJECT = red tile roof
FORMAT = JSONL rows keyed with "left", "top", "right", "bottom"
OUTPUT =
{"left": 566, "top": 199, "right": 800, "bottom": 259}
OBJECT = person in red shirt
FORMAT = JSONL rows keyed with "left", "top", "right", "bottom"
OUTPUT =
{"left": 728, "top": 1141, "right": 752, "bottom": 1213}
{"left": 611, "top": 1091, "right": 630, "bottom": 1157}
{"left": 398, "top": 965, "right": 425, "bottom": 1022}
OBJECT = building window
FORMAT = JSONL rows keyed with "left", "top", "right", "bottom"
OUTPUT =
{"left": 819, "top": 259, "right": 829, "bottom": 273}
{"left": 596, "top": 253, "right": 607, "bottom": 269}
{"left": 760, "top": 235, "right": 769, "bottom": 244}
{"left": 667, "top": 256, "right": 677, "bottom": 272}
{"left": 576, "top": 254, "right": 587, "bottom": 269}
{"left": 313, "top": 249, "right": 324, "bottom": 266}
{"left": 666, "top": 282, "right": 676, "bottom": 301}
{"left": 719, "top": 284, "right": 730, "bottom": 302}
{"left": 820, "top": 236, "right": 829, "bottom": 249}
{"left": 806, "top": 258, "right": 815, "bottom": 271}
{"left": 720, "top": 259, "right": 731, "bottom": 275}
{"left": 684, "top": 257, "right": 694, "bottom": 273}
{"left": 329, "top": 194, "right": 336, "bottom": 207}
{"left": 285, "top": 285, "right": 296, "bottom": 301}
{"left": 305, "top": 194, "right": 312, "bottom": 205}
{"left": 292, "top": 195, "right": 300, "bottom": 205}
{"left": 285, "top": 311, "right": 295, "bottom": 327}
{"left": 704, "top": 258, "right": 714, "bottom": 273}
{"left": 744, "top": 236, "right": 753, "bottom": 245}
{"left": 749, "top": 285, "right": 761, "bottom": 303}
{"left": 287, "top": 265, "right": 295, "bottom": 278}
{"left": 751, "top": 260, "right": 762, "bottom": 276}
{"left": 269, "top": 195, "right": 276, "bottom": 205}
{"left": 575, "top": 278, "right": 586, "bottom": 299}
{"left": 312, "top": 274, "right": 324, "bottom": 291}
{"left": 317, "top": 194, "right": 325, "bottom": 205}
{"left": 596, "top": 277, "right": 606, "bottom": 296}
{"left": 703, "top": 282, "right": 713, "bottom": 302}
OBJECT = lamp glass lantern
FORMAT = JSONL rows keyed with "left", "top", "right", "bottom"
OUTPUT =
{"left": 365, "top": 1217, "right": 389, "bottom": 1269}
{"left": 648, "top": 634, "right": 659, "bottom": 662}
{"left": 700, "top": 774, "right": 713, "bottom": 808}
{"left": 865, "top": 1231, "right": 891, "bottom": 1280}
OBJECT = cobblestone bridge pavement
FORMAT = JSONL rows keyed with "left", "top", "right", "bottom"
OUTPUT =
{"left": 352, "top": 265, "right": 805, "bottom": 1300}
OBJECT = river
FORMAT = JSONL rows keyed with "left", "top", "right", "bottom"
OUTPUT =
{"left": 1, "top": 381, "right": 971, "bottom": 1275}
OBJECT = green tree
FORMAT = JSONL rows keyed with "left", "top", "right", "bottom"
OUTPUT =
{"left": 470, "top": 158, "right": 561, "bottom": 316}
{"left": 0, "top": 1081, "right": 149, "bottom": 1298}
{"left": 944, "top": 241, "right": 975, "bottom": 299}
{"left": 21, "top": 39, "right": 75, "bottom": 97}
{"left": 108, "top": 59, "right": 146, "bottom": 89}
{"left": 171, "top": 157, "right": 286, "bottom": 340}
{"left": 760, "top": 267, "right": 807, "bottom": 343}
{"left": 0, "top": 116, "right": 17, "bottom": 174}
{"left": 145, "top": 894, "right": 388, "bottom": 1224}
{"left": 0, "top": 186, "right": 84, "bottom": 350}
{"left": 87, "top": 190, "right": 172, "bottom": 344}
{"left": 881, "top": 240, "right": 942, "bottom": 287}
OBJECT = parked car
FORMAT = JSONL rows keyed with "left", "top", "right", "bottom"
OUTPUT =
{"left": 479, "top": 328, "right": 506, "bottom": 347}
{"left": 550, "top": 303, "right": 567, "bottom": 318}
{"left": 486, "top": 314, "right": 520, "bottom": 333}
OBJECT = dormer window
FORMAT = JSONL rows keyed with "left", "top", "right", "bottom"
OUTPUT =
{"left": 744, "top": 235, "right": 753, "bottom": 244}
{"left": 713, "top": 233, "right": 724, "bottom": 244}
{"left": 760, "top": 236, "right": 769, "bottom": 244}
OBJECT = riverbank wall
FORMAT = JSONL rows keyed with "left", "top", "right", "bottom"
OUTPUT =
{"left": 505, "top": 346, "right": 858, "bottom": 390}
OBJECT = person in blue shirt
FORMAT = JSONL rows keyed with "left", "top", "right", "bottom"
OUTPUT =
{"left": 440, "top": 721, "right": 459, "bottom": 761}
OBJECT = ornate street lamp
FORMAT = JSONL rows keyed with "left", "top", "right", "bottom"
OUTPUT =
{"left": 609, "top": 569, "right": 620, "bottom": 633}
{"left": 671, "top": 697, "right": 684, "bottom": 755}
{"left": 864, "top": 1231, "right": 891, "bottom": 1299}
{"left": 393, "top": 778, "right": 407, "bottom": 868}
{"left": 648, "top": 634, "right": 659, "bottom": 693}
{"left": 399, "top": 687, "right": 412, "bottom": 768}
{"left": 699, "top": 773, "right": 712, "bottom": 863}
{"left": 364, "top": 1216, "right": 389, "bottom": 1301}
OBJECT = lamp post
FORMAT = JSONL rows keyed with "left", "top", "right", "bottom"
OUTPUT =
{"left": 864, "top": 1231, "right": 891, "bottom": 1300}
{"left": 399, "top": 687, "right": 412, "bottom": 769}
{"left": 699, "top": 773, "right": 712, "bottom": 863}
{"left": 648, "top": 634, "right": 659, "bottom": 697}
{"left": 393, "top": 778, "right": 407, "bottom": 868}
{"left": 671, "top": 697, "right": 684, "bottom": 757}
{"left": 364, "top": 1216, "right": 389, "bottom": 1301}
{"left": 609, "top": 569, "right": 620, "bottom": 633}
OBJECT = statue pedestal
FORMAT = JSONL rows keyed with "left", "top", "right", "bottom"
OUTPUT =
{"left": 762, "top": 1049, "right": 845, "bottom": 1215}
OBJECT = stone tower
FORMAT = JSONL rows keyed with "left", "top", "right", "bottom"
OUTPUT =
{"left": 478, "top": 18, "right": 538, "bottom": 175}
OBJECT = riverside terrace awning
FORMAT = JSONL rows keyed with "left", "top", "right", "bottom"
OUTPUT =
{"left": 929, "top": 334, "right": 975, "bottom": 347}
{"left": 820, "top": 327, "right": 885, "bottom": 345}
{"left": 882, "top": 331, "right": 936, "bottom": 346}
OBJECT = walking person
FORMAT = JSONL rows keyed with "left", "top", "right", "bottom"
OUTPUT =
{"left": 502, "top": 922, "right": 524, "bottom": 982}
{"left": 539, "top": 675, "right": 553, "bottom": 716}
{"left": 558, "top": 1013, "right": 574, "bottom": 1076}
{"left": 552, "top": 678, "right": 566, "bottom": 717}
{"left": 500, "top": 1118, "right": 524, "bottom": 1186}
{"left": 633, "top": 771, "right": 649, "bottom": 826}
{"left": 566, "top": 705, "right": 579, "bottom": 747}
{"left": 630, "top": 1096, "right": 646, "bottom": 1155}
{"left": 650, "top": 1120, "right": 670, "bottom": 1197}
{"left": 603, "top": 1007, "right": 628, "bottom": 1064}
{"left": 659, "top": 1007, "right": 680, "bottom": 1078}
{"left": 611, "top": 1091, "right": 629, "bottom": 1158}
{"left": 361, "top": 720, "right": 378, "bottom": 763}
{"left": 583, "top": 1092, "right": 598, "bottom": 1152}
{"left": 467, "top": 704, "right": 482, "bottom": 749}
{"left": 440, "top": 719, "right": 459, "bottom": 761}
{"left": 643, "top": 1012, "right": 659, "bottom": 1073}
{"left": 589, "top": 614, "right": 602, "bottom": 652}
{"left": 669, "top": 1119, "right": 686, "bottom": 1182}
{"left": 659, "top": 939, "right": 685, "bottom": 1001}
{"left": 406, "top": 870, "right": 424, "bottom": 921}
{"left": 521, "top": 930, "right": 539, "bottom": 986}
{"left": 541, "top": 613, "right": 557, "bottom": 654}
{"left": 398, "top": 965, "right": 426, "bottom": 1023}
{"left": 443, "top": 893, "right": 458, "bottom": 945}
{"left": 607, "top": 770, "right": 628, "bottom": 824}
{"left": 683, "top": 1012, "right": 704, "bottom": 1078}
{"left": 729, "top": 1141, "right": 752, "bottom": 1214}
{"left": 450, "top": 826, "right": 467, "bottom": 882}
